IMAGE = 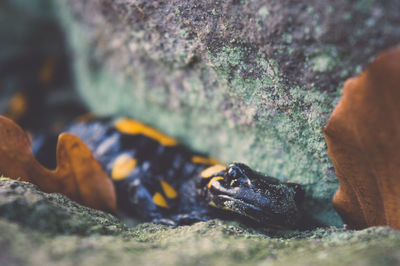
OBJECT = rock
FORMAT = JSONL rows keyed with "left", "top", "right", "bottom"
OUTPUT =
{"left": 0, "top": 179, "right": 125, "bottom": 235}
{"left": 1, "top": 179, "right": 400, "bottom": 265}
{"left": 54, "top": 0, "right": 400, "bottom": 226}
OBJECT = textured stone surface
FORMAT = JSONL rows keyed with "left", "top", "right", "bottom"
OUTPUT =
{"left": 1, "top": 179, "right": 400, "bottom": 266}
{"left": 56, "top": 0, "right": 400, "bottom": 225}
{"left": 0, "top": 179, "right": 125, "bottom": 235}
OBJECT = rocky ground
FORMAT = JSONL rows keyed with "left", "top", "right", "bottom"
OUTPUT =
{"left": 1, "top": 179, "right": 400, "bottom": 266}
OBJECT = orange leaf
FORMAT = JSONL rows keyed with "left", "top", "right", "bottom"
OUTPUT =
{"left": 323, "top": 46, "right": 400, "bottom": 230}
{"left": 0, "top": 116, "right": 117, "bottom": 214}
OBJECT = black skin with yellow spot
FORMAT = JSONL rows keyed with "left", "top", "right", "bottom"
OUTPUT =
{"left": 33, "top": 118, "right": 305, "bottom": 228}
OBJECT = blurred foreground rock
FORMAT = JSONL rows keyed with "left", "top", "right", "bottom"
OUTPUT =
{"left": 1, "top": 179, "right": 400, "bottom": 266}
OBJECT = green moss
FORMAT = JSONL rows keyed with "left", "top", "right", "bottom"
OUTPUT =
{"left": 311, "top": 54, "right": 334, "bottom": 72}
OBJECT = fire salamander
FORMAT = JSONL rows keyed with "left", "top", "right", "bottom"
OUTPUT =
{"left": 33, "top": 117, "right": 305, "bottom": 228}
{"left": 2, "top": 50, "right": 309, "bottom": 228}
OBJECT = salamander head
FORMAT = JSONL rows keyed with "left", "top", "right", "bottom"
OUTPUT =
{"left": 198, "top": 163, "right": 304, "bottom": 228}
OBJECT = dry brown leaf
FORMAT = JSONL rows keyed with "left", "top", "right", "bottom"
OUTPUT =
{"left": 0, "top": 115, "right": 117, "bottom": 214}
{"left": 323, "top": 46, "right": 400, "bottom": 230}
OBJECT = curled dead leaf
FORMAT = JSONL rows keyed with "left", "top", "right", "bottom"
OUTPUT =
{"left": 323, "top": 46, "right": 400, "bottom": 230}
{"left": 0, "top": 116, "right": 117, "bottom": 214}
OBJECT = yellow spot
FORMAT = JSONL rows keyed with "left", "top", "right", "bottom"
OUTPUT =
{"left": 160, "top": 180, "right": 178, "bottom": 199}
{"left": 7, "top": 92, "right": 27, "bottom": 121}
{"left": 115, "top": 118, "right": 178, "bottom": 146}
{"left": 191, "top": 155, "right": 221, "bottom": 165}
{"left": 209, "top": 201, "right": 217, "bottom": 208}
{"left": 222, "top": 206, "right": 233, "bottom": 212}
{"left": 153, "top": 192, "right": 169, "bottom": 208}
{"left": 111, "top": 154, "right": 137, "bottom": 180}
{"left": 208, "top": 201, "right": 234, "bottom": 213}
{"left": 38, "top": 56, "right": 57, "bottom": 84}
{"left": 200, "top": 164, "right": 226, "bottom": 178}
{"left": 207, "top": 176, "right": 224, "bottom": 189}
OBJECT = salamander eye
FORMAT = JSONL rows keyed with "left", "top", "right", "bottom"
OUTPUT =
{"left": 226, "top": 164, "right": 252, "bottom": 188}
{"left": 227, "top": 166, "right": 241, "bottom": 180}
{"left": 226, "top": 165, "right": 245, "bottom": 187}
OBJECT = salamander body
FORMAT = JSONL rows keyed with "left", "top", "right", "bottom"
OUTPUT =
{"left": 34, "top": 117, "right": 305, "bottom": 227}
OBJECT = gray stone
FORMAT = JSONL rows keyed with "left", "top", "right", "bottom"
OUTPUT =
{"left": 1, "top": 179, "right": 400, "bottom": 266}
{"left": 0, "top": 178, "right": 126, "bottom": 235}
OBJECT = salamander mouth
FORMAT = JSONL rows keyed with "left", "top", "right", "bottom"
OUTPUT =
{"left": 206, "top": 178, "right": 276, "bottom": 223}
{"left": 210, "top": 194, "right": 268, "bottom": 222}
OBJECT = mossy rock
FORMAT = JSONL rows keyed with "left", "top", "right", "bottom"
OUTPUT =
{"left": 55, "top": 0, "right": 400, "bottom": 226}
{"left": 1, "top": 179, "right": 400, "bottom": 266}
